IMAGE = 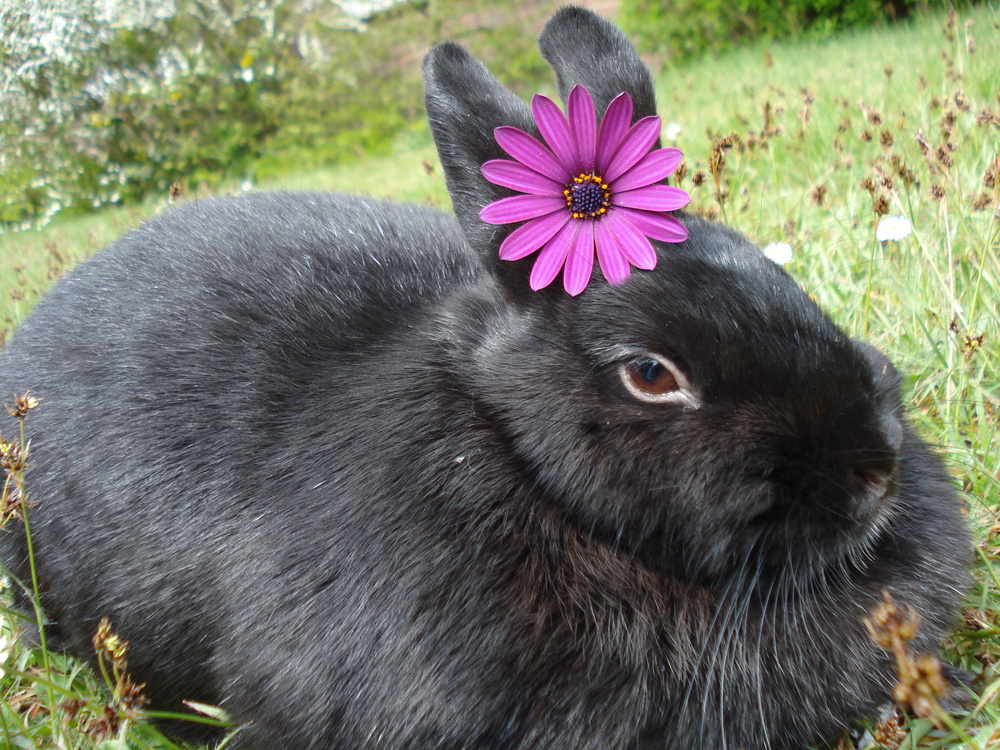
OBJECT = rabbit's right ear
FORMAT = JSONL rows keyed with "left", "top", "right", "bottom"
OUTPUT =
{"left": 423, "top": 43, "right": 540, "bottom": 299}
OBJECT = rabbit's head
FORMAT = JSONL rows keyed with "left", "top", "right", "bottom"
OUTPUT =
{"left": 424, "top": 8, "right": 905, "bottom": 587}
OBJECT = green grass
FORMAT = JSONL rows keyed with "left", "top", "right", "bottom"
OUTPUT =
{"left": 2, "top": 3, "right": 1000, "bottom": 748}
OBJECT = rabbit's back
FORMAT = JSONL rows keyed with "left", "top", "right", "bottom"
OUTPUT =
{"left": 0, "top": 192, "right": 479, "bottom": 719}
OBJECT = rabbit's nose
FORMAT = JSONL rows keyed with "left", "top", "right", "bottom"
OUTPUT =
{"left": 853, "top": 466, "right": 895, "bottom": 500}
{"left": 847, "top": 415, "right": 903, "bottom": 505}
{"left": 860, "top": 412, "right": 903, "bottom": 493}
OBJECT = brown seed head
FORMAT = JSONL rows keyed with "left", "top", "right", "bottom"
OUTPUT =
{"left": 898, "top": 653, "right": 950, "bottom": 724}
{"left": 864, "top": 589, "right": 922, "bottom": 649}
{"left": 935, "top": 145, "right": 954, "bottom": 170}
{"left": 890, "top": 156, "right": 918, "bottom": 187}
{"left": 971, "top": 193, "right": 992, "bottom": 210}
{"left": 58, "top": 698, "right": 87, "bottom": 725}
{"left": 940, "top": 109, "right": 957, "bottom": 136}
{"left": 942, "top": 7, "right": 956, "bottom": 41}
{"left": 5, "top": 393, "right": 39, "bottom": 419}
{"left": 872, "top": 709, "right": 907, "bottom": 750}
{"left": 86, "top": 705, "right": 121, "bottom": 742}
{"left": 976, "top": 109, "right": 999, "bottom": 127}
{"left": 93, "top": 617, "right": 129, "bottom": 667}
{"left": 0, "top": 439, "right": 26, "bottom": 474}
{"left": 861, "top": 103, "right": 883, "bottom": 125}
{"left": 118, "top": 675, "right": 151, "bottom": 718}
{"left": 961, "top": 333, "right": 985, "bottom": 359}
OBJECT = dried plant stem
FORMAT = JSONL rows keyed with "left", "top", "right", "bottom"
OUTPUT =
{"left": 7, "top": 413, "right": 67, "bottom": 747}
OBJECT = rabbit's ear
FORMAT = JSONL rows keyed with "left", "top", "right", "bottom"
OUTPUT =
{"left": 424, "top": 42, "right": 545, "bottom": 300}
{"left": 538, "top": 7, "right": 658, "bottom": 124}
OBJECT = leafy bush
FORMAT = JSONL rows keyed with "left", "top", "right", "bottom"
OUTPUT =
{"left": 0, "top": 0, "right": 343, "bottom": 228}
{"left": 618, "top": 0, "right": 962, "bottom": 61}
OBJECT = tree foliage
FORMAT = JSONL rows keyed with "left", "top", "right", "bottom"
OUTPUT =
{"left": 0, "top": 0, "right": 357, "bottom": 228}
{"left": 618, "top": 0, "right": 965, "bottom": 62}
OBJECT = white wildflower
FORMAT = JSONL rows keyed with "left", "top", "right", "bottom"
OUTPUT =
{"left": 876, "top": 215, "right": 912, "bottom": 242}
{"left": 762, "top": 242, "right": 793, "bottom": 265}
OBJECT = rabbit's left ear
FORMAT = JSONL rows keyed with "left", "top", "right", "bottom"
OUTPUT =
{"left": 423, "top": 42, "right": 541, "bottom": 299}
{"left": 538, "top": 7, "right": 659, "bottom": 127}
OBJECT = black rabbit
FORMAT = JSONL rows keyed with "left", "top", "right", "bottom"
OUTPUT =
{"left": 0, "top": 7, "right": 968, "bottom": 749}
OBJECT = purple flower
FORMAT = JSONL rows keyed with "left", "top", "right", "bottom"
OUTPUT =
{"left": 479, "top": 85, "right": 690, "bottom": 296}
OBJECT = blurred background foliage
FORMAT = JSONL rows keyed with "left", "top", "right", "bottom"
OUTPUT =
{"left": 0, "top": 0, "right": 974, "bottom": 231}
{"left": 618, "top": 0, "right": 959, "bottom": 62}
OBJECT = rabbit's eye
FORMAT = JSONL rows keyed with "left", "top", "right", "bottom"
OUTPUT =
{"left": 630, "top": 358, "right": 675, "bottom": 392}
{"left": 619, "top": 354, "right": 698, "bottom": 407}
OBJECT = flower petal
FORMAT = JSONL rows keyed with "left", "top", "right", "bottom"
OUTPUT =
{"left": 480, "top": 195, "right": 566, "bottom": 225}
{"left": 611, "top": 148, "right": 684, "bottom": 192}
{"left": 481, "top": 159, "right": 565, "bottom": 196}
{"left": 563, "top": 220, "right": 596, "bottom": 295}
{"left": 603, "top": 211, "right": 657, "bottom": 269}
{"left": 595, "top": 93, "right": 634, "bottom": 174}
{"left": 531, "top": 95, "right": 579, "bottom": 174}
{"left": 603, "top": 116, "right": 662, "bottom": 184}
{"left": 495, "top": 126, "right": 571, "bottom": 183}
{"left": 530, "top": 220, "right": 578, "bottom": 291}
{"left": 614, "top": 206, "right": 689, "bottom": 243}
{"left": 612, "top": 184, "right": 691, "bottom": 212}
{"left": 567, "top": 85, "right": 597, "bottom": 173}
{"left": 594, "top": 219, "right": 631, "bottom": 285}
{"left": 498, "top": 211, "right": 571, "bottom": 260}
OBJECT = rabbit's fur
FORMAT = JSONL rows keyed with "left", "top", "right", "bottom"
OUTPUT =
{"left": 0, "top": 7, "right": 969, "bottom": 750}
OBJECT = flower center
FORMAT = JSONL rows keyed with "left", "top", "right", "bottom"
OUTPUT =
{"left": 564, "top": 174, "right": 611, "bottom": 220}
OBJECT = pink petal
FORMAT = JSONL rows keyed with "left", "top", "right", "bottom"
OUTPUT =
{"left": 596, "top": 93, "right": 633, "bottom": 174}
{"left": 612, "top": 184, "right": 691, "bottom": 212}
{"left": 530, "top": 220, "right": 578, "bottom": 291}
{"left": 614, "top": 206, "right": 689, "bottom": 243}
{"left": 563, "top": 220, "right": 596, "bottom": 295}
{"left": 480, "top": 195, "right": 566, "bottom": 225}
{"left": 482, "top": 159, "right": 565, "bottom": 196}
{"left": 611, "top": 148, "right": 684, "bottom": 192}
{"left": 567, "top": 85, "right": 597, "bottom": 173}
{"left": 531, "top": 95, "right": 579, "bottom": 174}
{"left": 603, "top": 211, "right": 658, "bottom": 269}
{"left": 498, "top": 211, "right": 571, "bottom": 260}
{"left": 594, "top": 220, "right": 632, "bottom": 285}
{"left": 603, "top": 116, "right": 662, "bottom": 184}
{"left": 495, "top": 127, "right": 571, "bottom": 183}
